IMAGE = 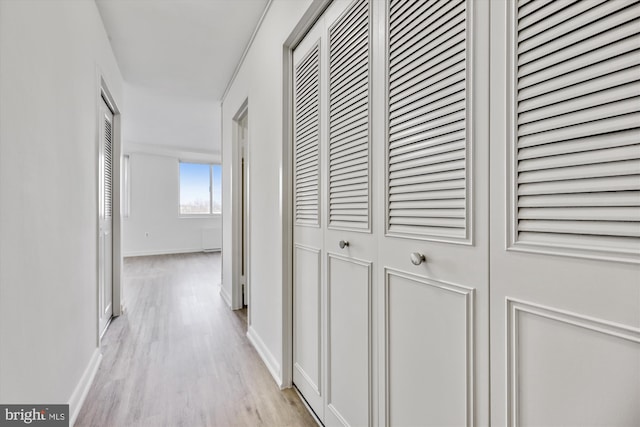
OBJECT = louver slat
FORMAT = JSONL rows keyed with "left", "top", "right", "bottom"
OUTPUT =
{"left": 519, "top": 2, "right": 639, "bottom": 66}
{"left": 328, "top": 0, "right": 370, "bottom": 230}
{"left": 519, "top": 192, "right": 640, "bottom": 208}
{"left": 104, "top": 118, "right": 113, "bottom": 218}
{"left": 519, "top": 66, "right": 640, "bottom": 112}
{"left": 519, "top": 21, "right": 640, "bottom": 80}
{"left": 514, "top": 0, "right": 640, "bottom": 257}
{"left": 387, "top": 0, "right": 468, "bottom": 241}
{"left": 294, "top": 44, "right": 320, "bottom": 226}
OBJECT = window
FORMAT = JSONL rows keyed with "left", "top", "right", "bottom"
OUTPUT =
{"left": 179, "top": 162, "right": 221, "bottom": 215}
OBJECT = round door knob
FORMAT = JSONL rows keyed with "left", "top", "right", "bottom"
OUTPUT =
{"left": 410, "top": 252, "right": 426, "bottom": 265}
{"left": 339, "top": 240, "right": 349, "bottom": 249}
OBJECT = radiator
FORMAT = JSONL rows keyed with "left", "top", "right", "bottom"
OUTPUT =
{"left": 202, "top": 228, "right": 219, "bottom": 251}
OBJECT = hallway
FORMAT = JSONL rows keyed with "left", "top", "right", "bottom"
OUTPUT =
{"left": 75, "top": 253, "right": 316, "bottom": 427}
{"left": 1, "top": 1, "right": 639, "bottom": 424}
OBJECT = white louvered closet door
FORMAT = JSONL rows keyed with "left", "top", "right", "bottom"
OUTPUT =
{"left": 323, "top": 0, "right": 377, "bottom": 426}
{"left": 490, "top": 1, "right": 640, "bottom": 425}
{"left": 98, "top": 96, "right": 114, "bottom": 337}
{"left": 378, "top": 0, "right": 491, "bottom": 425}
{"left": 292, "top": 1, "right": 377, "bottom": 424}
{"left": 292, "top": 16, "right": 325, "bottom": 422}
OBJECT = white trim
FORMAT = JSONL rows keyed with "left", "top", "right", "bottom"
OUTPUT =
{"left": 123, "top": 248, "right": 220, "bottom": 258}
{"left": 282, "top": 43, "right": 296, "bottom": 390}
{"left": 220, "top": 284, "right": 233, "bottom": 308}
{"left": 178, "top": 214, "right": 222, "bottom": 219}
{"left": 125, "top": 141, "right": 220, "bottom": 163}
{"left": 221, "top": 0, "right": 274, "bottom": 102}
{"left": 69, "top": 349, "right": 102, "bottom": 427}
{"left": 245, "top": 106, "right": 250, "bottom": 316}
{"left": 247, "top": 326, "right": 283, "bottom": 387}
{"left": 232, "top": 101, "right": 250, "bottom": 311}
{"left": 122, "top": 154, "right": 131, "bottom": 218}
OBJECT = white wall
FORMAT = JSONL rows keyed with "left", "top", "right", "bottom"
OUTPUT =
{"left": 221, "top": 0, "right": 313, "bottom": 385}
{"left": 0, "top": 0, "right": 123, "bottom": 419}
{"left": 124, "top": 83, "right": 222, "bottom": 152}
{"left": 122, "top": 84, "right": 221, "bottom": 256}
{"left": 123, "top": 150, "right": 221, "bottom": 256}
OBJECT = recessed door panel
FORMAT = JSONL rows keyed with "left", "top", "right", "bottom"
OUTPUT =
{"left": 326, "top": 254, "right": 371, "bottom": 427}
{"left": 508, "top": 301, "right": 640, "bottom": 426}
{"left": 385, "top": 270, "right": 472, "bottom": 427}
{"left": 293, "top": 245, "right": 322, "bottom": 403}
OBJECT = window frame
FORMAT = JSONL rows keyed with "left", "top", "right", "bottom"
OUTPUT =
{"left": 122, "top": 154, "right": 131, "bottom": 218}
{"left": 178, "top": 160, "right": 222, "bottom": 217}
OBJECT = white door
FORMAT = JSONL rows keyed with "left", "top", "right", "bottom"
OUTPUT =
{"left": 490, "top": 1, "right": 640, "bottom": 425}
{"left": 293, "top": 15, "right": 325, "bottom": 420}
{"left": 293, "top": 1, "right": 375, "bottom": 425}
{"left": 377, "top": 0, "right": 490, "bottom": 425}
{"left": 323, "top": 0, "right": 375, "bottom": 426}
{"left": 98, "top": 97, "right": 114, "bottom": 337}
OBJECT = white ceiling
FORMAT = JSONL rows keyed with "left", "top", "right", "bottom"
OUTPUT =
{"left": 95, "top": 0, "right": 270, "bottom": 100}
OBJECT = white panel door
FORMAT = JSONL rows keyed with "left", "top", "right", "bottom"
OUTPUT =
{"left": 98, "top": 97, "right": 114, "bottom": 337}
{"left": 292, "top": 16, "right": 325, "bottom": 421}
{"left": 490, "top": 1, "right": 640, "bottom": 425}
{"left": 378, "top": 0, "right": 490, "bottom": 425}
{"left": 323, "top": 1, "right": 376, "bottom": 426}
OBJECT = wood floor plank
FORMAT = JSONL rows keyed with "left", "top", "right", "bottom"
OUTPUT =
{"left": 75, "top": 253, "right": 317, "bottom": 427}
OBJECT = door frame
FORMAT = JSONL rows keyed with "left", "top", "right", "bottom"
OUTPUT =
{"left": 281, "top": 0, "right": 333, "bottom": 389}
{"left": 96, "top": 75, "right": 122, "bottom": 345}
{"left": 231, "top": 100, "right": 250, "bottom": 314}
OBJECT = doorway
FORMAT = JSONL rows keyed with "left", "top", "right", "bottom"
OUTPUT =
{"left": 98, "top": 94, "right": 114, "bottom": 337}
{"left": 232, "top": 101, "right": 250, "bottom": 321}
{"left": 98, "top": 81, "right": 123, "bottom": 340}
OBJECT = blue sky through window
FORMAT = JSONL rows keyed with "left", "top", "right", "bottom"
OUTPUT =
{"left": 180, "top": 162, "right": 221, "bottom": 214}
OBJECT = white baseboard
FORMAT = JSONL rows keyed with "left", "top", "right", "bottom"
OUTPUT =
{"left": 220, "top": 285, "right": 232, "bottom": 308}
{"left": 247, "top": 326, "right": 282, "bottom": 387}
{"left": 123, "top": 248, "right": 220, "bottom": 257}
{"left": 68, "top": 348, "right": 102, "bottom": 427}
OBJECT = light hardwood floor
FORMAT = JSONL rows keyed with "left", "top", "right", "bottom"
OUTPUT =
{"left": 75, "top": 253, "right": 317, "bottom": 427}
